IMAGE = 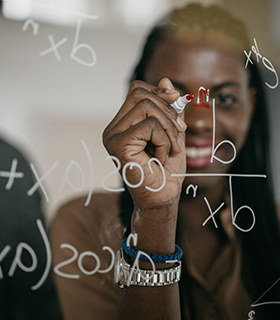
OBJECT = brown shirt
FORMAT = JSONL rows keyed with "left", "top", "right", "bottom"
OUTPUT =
{"left": 50, "top": 192, "right": 252, "bottom": 320}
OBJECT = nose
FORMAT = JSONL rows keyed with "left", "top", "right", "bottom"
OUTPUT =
{"left": 184, "top": 101, "right": 213, "bottom": 135}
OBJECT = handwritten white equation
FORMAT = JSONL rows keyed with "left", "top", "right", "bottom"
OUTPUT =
{"left": 244, "top": 38, "right": 279, "bottom": 89}
{"left": 5, "top": 0, "right": 100, "bottom": 67}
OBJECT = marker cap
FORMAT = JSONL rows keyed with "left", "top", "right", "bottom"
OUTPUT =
{"left": 170, "top": 94, "right": 194, "bottom": 113}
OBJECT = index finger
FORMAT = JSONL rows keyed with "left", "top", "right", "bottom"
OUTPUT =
{"left": 108, "top": 79, "right": 183, "bottom": 131}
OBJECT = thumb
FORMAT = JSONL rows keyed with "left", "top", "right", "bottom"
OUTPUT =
{"left": 157, "top": 78, "right": 187, "bottom": 131}
{"left": 157, "top": 77, "right": 175, "bottom": 90}
{"left": 156, "top": 78, "right": 180, "bottom": 104}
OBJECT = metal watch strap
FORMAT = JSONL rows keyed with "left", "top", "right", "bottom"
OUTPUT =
{"left": 115, "top": 248, "right": 182, "bottom": 288}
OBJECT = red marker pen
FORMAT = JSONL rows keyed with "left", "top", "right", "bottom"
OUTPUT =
{"left": 171, "top": 94, "right": 194, "bottom": 113}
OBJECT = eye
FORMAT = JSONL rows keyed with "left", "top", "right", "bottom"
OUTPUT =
{"left": 214, "top": 93, "right": 238, "bottom": 108}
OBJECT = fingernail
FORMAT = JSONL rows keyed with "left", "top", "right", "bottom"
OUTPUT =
{"left": 165, "top": 89, "right": 179, "bottom": 94}
{"left": 177, "top": 116, "right": 187, "bottom": 129}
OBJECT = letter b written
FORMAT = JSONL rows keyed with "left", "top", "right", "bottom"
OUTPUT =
{"left": 70, "top": 19, "right": 97, "bottom": 67}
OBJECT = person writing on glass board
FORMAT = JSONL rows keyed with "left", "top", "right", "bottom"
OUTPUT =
{"left": 51, "top": 3, "right": 280, "bottom": 319}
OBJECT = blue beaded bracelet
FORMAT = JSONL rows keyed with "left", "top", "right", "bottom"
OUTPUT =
{"left": 121, "top": 238, "right": 183, "bottom": 263}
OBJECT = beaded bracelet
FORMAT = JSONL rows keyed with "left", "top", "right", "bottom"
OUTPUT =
{"left": 121, "top": 238, "right": 183, "bottom": 263}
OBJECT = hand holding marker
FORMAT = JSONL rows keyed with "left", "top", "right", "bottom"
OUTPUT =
{"left": 171, "top": 94, "right": 194, "bottom": 113}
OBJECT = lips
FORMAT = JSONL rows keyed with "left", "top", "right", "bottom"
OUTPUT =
{"left": 185, "top": 146, "right": 212, "bottom": 158}
{"left": 185, "top": 140, "right": 213, "bottom": 169}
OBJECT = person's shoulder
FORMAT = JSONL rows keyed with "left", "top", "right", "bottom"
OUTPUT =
{"left": 51, "top": 192, "right": 123, "bottom": 249}
{"left": 55, "top": 192, "right": 121, "bottom": 226}
{"left": 51, "top": 192, "right": 122, "bottom": 319}
{"left": 57, "top": 191, "right": 119, "bottom": 210}
{"left": 0, "top": 136, "right": 29, "bottom": 163}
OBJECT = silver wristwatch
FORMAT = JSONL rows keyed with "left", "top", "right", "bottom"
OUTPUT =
{"left": 114, "top": 249, "right": 182, "bottom": 288}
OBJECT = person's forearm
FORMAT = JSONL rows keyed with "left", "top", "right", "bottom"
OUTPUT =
{"left": 131, "top": 201, "right": 179, "bottom": 256}
{"left": 113, "top": 283, "right": 181, "bottom": 320}
{"left": 113, "top": 204, "right": 181, "bottom": 320}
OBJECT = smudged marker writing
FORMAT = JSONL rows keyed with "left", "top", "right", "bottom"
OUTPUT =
{"left": 171, "top": 94, "right": 194, "bottom": 113}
